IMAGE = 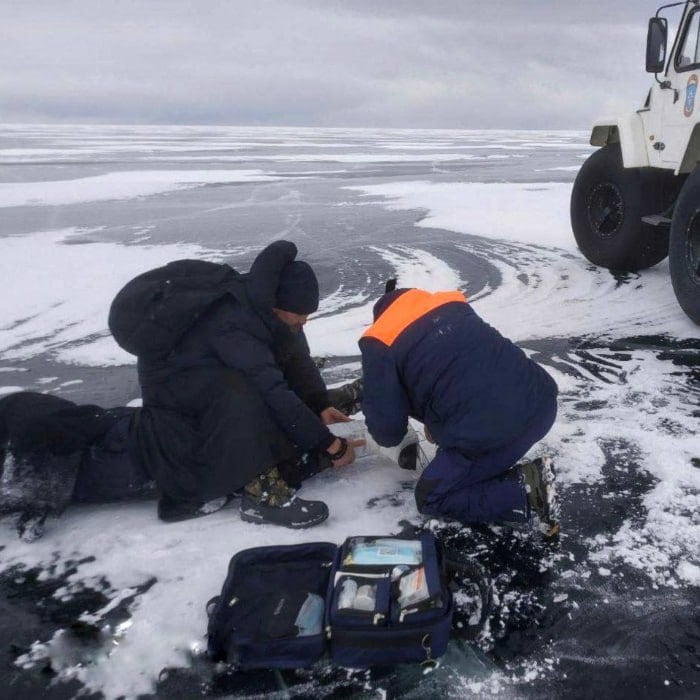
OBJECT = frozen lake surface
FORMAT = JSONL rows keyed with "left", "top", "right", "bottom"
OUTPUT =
{"left": 0, "top": 124, "right": 698, "bottom": 699}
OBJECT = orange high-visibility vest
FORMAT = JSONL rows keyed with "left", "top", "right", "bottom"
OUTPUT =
{"left": 362, "top": 289, "right": 467, "bottom": 347}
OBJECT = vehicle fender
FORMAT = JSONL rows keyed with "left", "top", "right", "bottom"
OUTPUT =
{"left": 589, "top": 113, "right": 650, "bottom": 168}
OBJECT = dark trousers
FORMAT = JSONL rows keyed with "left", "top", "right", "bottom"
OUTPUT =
{"left": 414, "top": 398, "right": 557, "bottom": 524}
{"left": 73, "top": 412, "right": 154, "bottom": 503}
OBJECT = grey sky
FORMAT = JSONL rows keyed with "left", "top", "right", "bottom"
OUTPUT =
{"left": 0, "top": 0, "right": 681, "bottom": 129}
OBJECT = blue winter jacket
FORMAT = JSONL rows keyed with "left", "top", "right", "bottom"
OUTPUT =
{"left": 359, "top": 289, "right": 558, "bottom": 454}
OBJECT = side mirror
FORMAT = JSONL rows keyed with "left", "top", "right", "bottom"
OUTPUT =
{"left": 646, "top": 17, "right": 668, "bottom": 73}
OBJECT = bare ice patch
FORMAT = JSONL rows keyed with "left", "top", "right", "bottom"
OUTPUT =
{"left": 346, "top": 181, "right": 577, "bottom": 251}
{"left": 0, "top": 170, "right": 278, "bottom": 208}
{"left": 0, "top": 228, "right": 229, "bottom": 365}
{"left": 346, "top": 181, "right": 698, "bottom": 341}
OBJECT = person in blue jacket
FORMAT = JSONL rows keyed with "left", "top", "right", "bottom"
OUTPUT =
{"left": 359, "top": 283, "right": 560, "bottom": 536}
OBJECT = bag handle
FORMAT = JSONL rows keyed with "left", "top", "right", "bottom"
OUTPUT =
{"left": 443, "top": 549, "right": 492, "bottom": 640}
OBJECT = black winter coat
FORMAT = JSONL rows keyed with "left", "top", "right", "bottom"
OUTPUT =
{"left": 130, "top": 241, "right": 334, "bottom": 503}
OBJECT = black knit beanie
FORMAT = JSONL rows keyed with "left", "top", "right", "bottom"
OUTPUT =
{"left": 275, "top": 261, "right": 319, "bottom": 314}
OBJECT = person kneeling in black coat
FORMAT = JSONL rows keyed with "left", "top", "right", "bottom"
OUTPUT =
{"left": 117, "top": 240, "right": 362, "bottom": 529}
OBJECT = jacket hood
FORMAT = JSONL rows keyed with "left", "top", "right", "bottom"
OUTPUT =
{"left": 247, "top": 240, "right": 299, "bottom": 311}
{"left": 372, "top": 288, "right": 412, "bottom": 321}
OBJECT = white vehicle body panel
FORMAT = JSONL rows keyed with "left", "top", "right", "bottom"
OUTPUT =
{"left": 590, "top": 0, "right": 700, "bottom": 175}
{"left": 590, "top": 114, "right": 651, "bottom": 168}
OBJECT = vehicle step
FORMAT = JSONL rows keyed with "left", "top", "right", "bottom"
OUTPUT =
{"left": 641, "top": 214, "right": 672, "bottom": 227}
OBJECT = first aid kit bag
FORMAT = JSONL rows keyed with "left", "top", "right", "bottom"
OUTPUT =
{"left": 206, "top": 532, "right": 453, "bottom": 670}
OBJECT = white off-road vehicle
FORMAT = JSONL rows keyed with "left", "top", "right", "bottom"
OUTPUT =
{"left": 571, "top": 0, "right": 700, "bottom": 324}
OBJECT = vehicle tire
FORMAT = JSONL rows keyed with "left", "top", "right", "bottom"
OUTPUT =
{"left": 570, "top": 144, "right": 678, "bottom": 271}
{"left": 669, "top": 166, "right": 700, "bottom": 325}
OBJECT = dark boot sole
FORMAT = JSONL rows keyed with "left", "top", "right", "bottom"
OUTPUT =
{"left": 240, "top": 503, "right": 328, "bottom": 529}
{"left": 158, "top": 495, "right": 231, "bottom": 523}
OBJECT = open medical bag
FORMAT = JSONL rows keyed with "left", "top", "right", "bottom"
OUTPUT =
{"left": 206, "top": 532, "right": 453, "bottom": 669}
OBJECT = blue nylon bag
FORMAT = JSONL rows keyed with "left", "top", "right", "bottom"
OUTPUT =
{"left": 206, "top": 533, "right": 453, "bottom": 670}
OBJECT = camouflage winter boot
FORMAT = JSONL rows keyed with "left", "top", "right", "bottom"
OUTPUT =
{"left": 520, "top": 456, "right": 560, "bottom": 537}
{"left": 240, "top": 466, "right": 329, "bottom": 529}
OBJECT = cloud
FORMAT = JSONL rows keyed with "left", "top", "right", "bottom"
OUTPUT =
{"left": 0, "top": 0, "right": 672, "bottom": 128}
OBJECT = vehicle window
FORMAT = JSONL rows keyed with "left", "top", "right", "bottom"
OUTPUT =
{"left": 677, "top": 10, "right": 700, "bottom": 69}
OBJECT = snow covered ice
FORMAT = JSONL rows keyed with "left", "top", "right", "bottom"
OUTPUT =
{"left": 0, "top": 124, "right": 698, "bottom": 699}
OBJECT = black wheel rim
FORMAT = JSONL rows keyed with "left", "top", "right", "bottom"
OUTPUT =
{"left": 587, "top": 182, "right": 624, "bottom": 238}
{"left": 684, "top": 208, "right": 700, "bottom": 282}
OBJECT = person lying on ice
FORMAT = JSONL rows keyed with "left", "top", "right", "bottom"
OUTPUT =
{"left": 358, "top": 282, "right": 560, "bottom": 536}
